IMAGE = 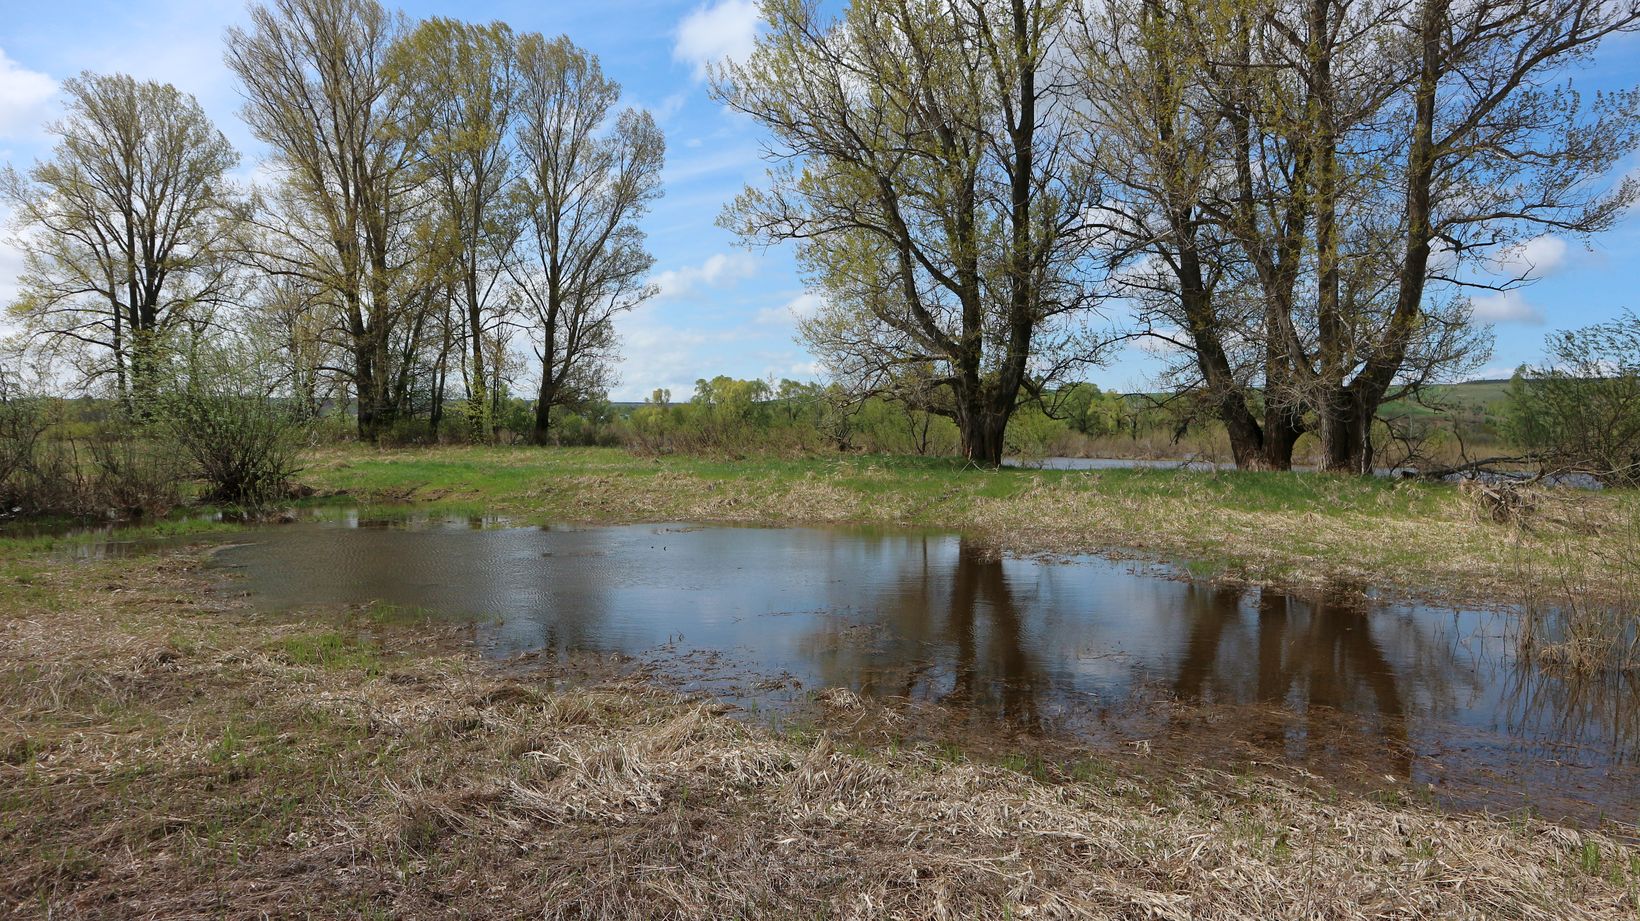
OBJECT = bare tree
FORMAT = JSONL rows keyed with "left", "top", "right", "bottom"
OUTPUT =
{"left": 718, "top": 0, "right": 1106, "bottom": 466}
{"left": 509, "top": 34, "right": 664, "bottom": 445}
{"left": 1315, "top": 0, "right": 1640, "bottom": 471}
{"left": 1073, "top": 0, "right": 1298, "bottom": 468}
{"left": 2, "top": 73, "right": 240, "bottom": 412}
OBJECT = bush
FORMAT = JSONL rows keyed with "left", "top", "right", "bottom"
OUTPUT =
{"left": 1, "top": 424, "right": 181, "bottom": 521}
{"left": 155, "top": 343, "right": 307, "bottom": 509}
{"left": 1507, "top": 311, "right": 1640, "bottom": 486}
{"left": 0, "top": 374, "right": 45, "bottom": 508}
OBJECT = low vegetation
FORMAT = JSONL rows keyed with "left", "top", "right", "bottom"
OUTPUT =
{"left": 3, "top": 545, "right": 1638, "bottom": 919}
{"left": 298, "top": 444, "right": 1640, "bottom": 608}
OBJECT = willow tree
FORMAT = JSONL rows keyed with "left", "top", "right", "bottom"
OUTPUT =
{"left": 1077, "top": 0, "right": 1638, "bottom": 472}
{"left": 227, "top": 0, "right": 434, "bottom": 441}
{"left": 1, "top": 73, "right": 239, "bottom": 411}
{"left": 509, "top": 34, "right": 664, "bottom": 445}
{"left": 1309, "top": 0, "right": 1640, "bottom": 471}
{"left": 1073, "top": 0, "right": 1299, "bottom": 469}
{"left": 389, "top": 18, "right": 520, "bottom": 442}
{"left": 717, "top": 0, "right": 1105, "bottom": 466}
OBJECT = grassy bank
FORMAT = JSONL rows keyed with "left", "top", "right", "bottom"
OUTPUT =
{"left": 3, "top": 544, "right": 1637, "bottom": 919}
{"left": 298, "top": 445, "right": 1640, "bottom": 607}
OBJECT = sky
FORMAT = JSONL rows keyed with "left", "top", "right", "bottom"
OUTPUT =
{"left": 1, "top": 0, "right": 1638, "bottom": 401}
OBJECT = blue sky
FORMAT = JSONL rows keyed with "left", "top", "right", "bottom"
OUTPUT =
{"left": 1, "top": 0, "right": 1637, "bottom": 400}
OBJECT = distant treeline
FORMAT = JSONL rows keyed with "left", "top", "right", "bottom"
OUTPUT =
{"left": 259, "top": 375, "right": 1528, "bottom": 468}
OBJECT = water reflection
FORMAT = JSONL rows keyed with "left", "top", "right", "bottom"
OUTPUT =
{"left": 207, "top": 517, "right": 1640, "bottom": 825}
{"left": 1165, "top": 587, "right": 1417, "bottom": 777}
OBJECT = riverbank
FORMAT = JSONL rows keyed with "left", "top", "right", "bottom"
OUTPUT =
{"left": 3, "top": 544, "right": 1636, "bottom": 919}
{"left": 297, "top": 445, "right": 1640, "bottom": 608}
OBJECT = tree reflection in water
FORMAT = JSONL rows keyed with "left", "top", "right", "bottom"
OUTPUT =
{"left": 1169, "top": 586, "right": 1414, "bottom": 777}
{"left": 213, "top": 519, "right": 1640, "bottom": 824}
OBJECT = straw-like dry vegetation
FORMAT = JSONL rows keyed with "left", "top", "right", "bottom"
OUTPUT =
{"left": 3, "top": 545, "right": 1638, "bottom": 919}
{"left": 300, "top": 445, "right": 1640, "bottom": 608}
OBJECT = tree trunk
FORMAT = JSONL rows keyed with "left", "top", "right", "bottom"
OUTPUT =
{"left": 1315, "top": 387, "right": 1376, "bottom": 473}
{"left": 355, "top": 341, "right": 382, "bottom": 442}
{"left": 531, "top": 364, "right": 556, "bottom": 446}
{"left": 466, "top": 276, "right": 490, "bottom": 444}
{"left": 954, "top": 382, "right": 1010, "bottom": 467}
{"left": 958, "top": 411, "right": 1009, "bottom": 466}
{"left": 1257, "top": 402, "right": 1303, "bottom": 471}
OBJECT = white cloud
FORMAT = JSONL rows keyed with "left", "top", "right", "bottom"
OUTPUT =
{"left": 610, "top": 322, "right": 759, "bottom": 400}
{"left": 1469, "top": 363, "right": 1526, "bottom": 381}
{"left": 1491, "top": 235, "right": 1569, "bottom": 280}
{"left": 0, "top": 48, "right": 57, "bottom": 140}
{"left": 755, "top": 291, "right": 824, "bottom": 325}
{"left": 674, "top": 0, "right": 761, "bottom": 81}
{"left": 1470, "top": 290, "right": 1544, "bottom": 324}
{"left": 784, "top": 359, "right": 824, "bottom": 378}
{"left": 651, "top": 251, "right": 759, "bottom": 300}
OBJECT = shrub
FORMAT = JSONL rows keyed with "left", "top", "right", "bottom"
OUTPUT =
{"left": 155, "top": 343, "right": 307, "bottom": 510}
{"left": 1507, "top": 311, "right": 1640, "bottom": 486}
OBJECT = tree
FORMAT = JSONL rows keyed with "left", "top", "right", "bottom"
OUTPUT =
{"left": 717, "top": 0, "right": 1106, "bottom": 466}
{"left": 2, "top": 73, "right": 240, "bottom": 411}
{"left": 227, "top": 0, "right": 437, "bottom": 441}
{"left": 1058, "top": 383, "right": 1126, "bottom": 437}
{"left": 1508, "top": 311, "right": 1640, "bottom": 486}
{"left": 1075, "top": 0, "right": 1638, "bottom": 472}
{"left": 389, "top": 18, "right": 521, "bottom": 442}
{"left": 247, "top": 275, "right": 336, "bottom": 422}
{"left": 1312, "top": 0, "right": 1640, "bottom": 472}
{"left": 155, "top": 333, "right": 308, "bottom": 508}
{"left": 1073, "top": 0, "right": 1301, "bottom": 469}
{"left": 509, "top": 34, "right": 664, "bottom": 446}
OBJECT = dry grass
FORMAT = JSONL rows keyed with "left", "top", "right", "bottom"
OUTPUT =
{"left": 2, "top": 548, "right": 1638, "bottom": 919}
{"left": 294, "top": 445, "right": 1640, "bottom": 608}
{"left": 1514, "top": 505, "right": 1640, "bottom": 674}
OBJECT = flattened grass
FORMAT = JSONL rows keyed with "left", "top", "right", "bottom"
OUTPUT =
{"left": 2, "top": 545, "right": 1637, "bottom": 919}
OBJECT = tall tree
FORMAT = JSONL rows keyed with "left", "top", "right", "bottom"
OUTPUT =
{"left": 718, "top": 0, "right": 1104, "bottom": 466}
{"left": 1077, "top": 0, "right": 1639, "bottom": 472}
{"left": 1074, "top": 0, "right": 1299, "bottom": 469}
{"left": 389, "top": 18, "right": 521, "bottom": 442}
{"left": 1312, "top": 0, "right": 1640, "bottom": 471}
{"left": 2, "top": 73, "right": 240, "bottom": 410}
{"left": 226, "top": 0, "right": 434, "bottom": 441}
{"left": 509, "top": 34, "right": 664, "bottom": 445}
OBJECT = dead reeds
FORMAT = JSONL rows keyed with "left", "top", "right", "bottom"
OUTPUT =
{"left": 2, "top": 549, "right": 1638, "bottom": 919}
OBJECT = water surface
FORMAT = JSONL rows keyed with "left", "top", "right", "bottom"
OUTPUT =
{"left": 210, "top": 513, "right": 1638, "bottom": 827}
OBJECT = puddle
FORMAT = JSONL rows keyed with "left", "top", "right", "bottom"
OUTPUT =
{"left": 193, "top": 514, "right": 1639, "bottom": 828}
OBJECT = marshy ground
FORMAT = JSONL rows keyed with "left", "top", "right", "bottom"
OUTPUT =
{"left": 4, "top": 446, "right": 1639, "bottom": 918}
{"left": 304, "top": 445, "right": 1640, "bottom": 607}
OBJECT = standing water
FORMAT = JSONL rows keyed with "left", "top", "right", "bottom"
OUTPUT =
{"left": 208, "top": 513, "right": 1638, "bottom": 826}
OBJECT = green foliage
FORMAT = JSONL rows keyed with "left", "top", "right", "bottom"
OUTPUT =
{"left": 153, "top": 341, "right": 308, "bottom": 510}
{"left": 1056, "top": 384, "right": 1129, "bottom": 438}
{"left": 0, "top": 381, "right": 181, "bottom": 520}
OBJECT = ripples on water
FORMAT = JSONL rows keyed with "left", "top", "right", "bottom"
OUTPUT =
{"left": 191, "top": 512, "right": 1640, "bottom": 827}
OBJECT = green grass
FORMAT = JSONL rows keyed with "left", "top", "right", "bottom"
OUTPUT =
{"left": 294, "top": 443, "right": 1606, "bottom": 606}
{"left": 0, "top": 512, "right": 241, "bottom": 555}
{"left": 303, "top": 444, "right": 1445, "bottom": 524}
{"left": 273, "top": 631, "right": 384, "bottom": 674}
